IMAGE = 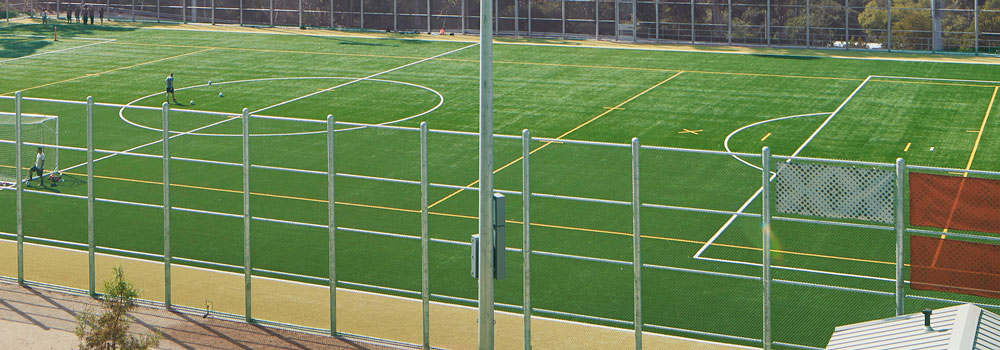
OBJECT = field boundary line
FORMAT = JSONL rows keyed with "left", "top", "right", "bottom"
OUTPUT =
{"left": 693, "top": 75, "right": 874, "bottom": 259}
{"left": 427, "top": 71, "right": 684, "bottom": 209}
{"left": 1, "top": 47, "right": 212, "bottom": 96}
{"left": 0, "top": 38, "right": 115, "bottom": 65}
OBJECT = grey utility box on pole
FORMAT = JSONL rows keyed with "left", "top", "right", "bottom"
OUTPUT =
{"left": 471, "top": 193, "right": 506, "bottom": 280}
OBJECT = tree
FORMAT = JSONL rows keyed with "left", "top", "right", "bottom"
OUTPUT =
{"left": 75, "top": 266, "right": 161, "bottom": 350}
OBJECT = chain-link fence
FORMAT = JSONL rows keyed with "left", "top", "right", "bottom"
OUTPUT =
{"left": 7, "top": 0, "right": 1000, "bottom": 52}
{"left": 4, "top": 92, "right": 1000, "bottom": 349}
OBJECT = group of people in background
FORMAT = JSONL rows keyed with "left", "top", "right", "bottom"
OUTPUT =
{"left": 64, "top": 4, "right": 104, "bottom": 25}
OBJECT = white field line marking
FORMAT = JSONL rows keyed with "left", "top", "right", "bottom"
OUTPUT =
{"left": 722, "top": 112, "right": 833, "bottom": 171}
{"left": 693, "top": 75, "right": 873, "bottom": 259}
{"left": 871, "top": 75, "right": 1000, "bottom": 85}
{"left": 0, "top": 38, "right": 116, "bottom": 64}
{"left": 249, "top": 42, "right": 477, "bottom": 115}
{"left": 59, "top": 115, "right": 240, "bottom": 174}
{"left": 58, "top": 43, "right": 476, "bottom": 174}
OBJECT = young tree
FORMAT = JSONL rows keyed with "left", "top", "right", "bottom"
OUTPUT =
{"left": 75, "top": 266, "right": 162, "bottom": 350}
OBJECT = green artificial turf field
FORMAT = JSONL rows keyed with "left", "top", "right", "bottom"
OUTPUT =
{"left": 3, "top": 21, "right": 1000, "bottom": 349}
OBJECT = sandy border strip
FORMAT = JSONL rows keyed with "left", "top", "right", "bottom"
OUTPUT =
{"left": 0, "top": 239, "right": 753, "bottom": 349}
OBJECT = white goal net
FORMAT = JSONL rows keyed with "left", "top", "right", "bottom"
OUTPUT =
{"left": 0, "top": 113, "right": 59, "bottom": 185}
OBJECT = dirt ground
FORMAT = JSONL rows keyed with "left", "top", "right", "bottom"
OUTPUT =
{"left": 0, "top": 280, "right": 421, "bottom": 350}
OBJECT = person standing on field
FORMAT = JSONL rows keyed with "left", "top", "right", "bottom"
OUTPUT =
{"left": 26, "top": 147, "right": 45, "bottom": 186}
{"left": 165, "top": 73, "right": 178, "bottom": 104}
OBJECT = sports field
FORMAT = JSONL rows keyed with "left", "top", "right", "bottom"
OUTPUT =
{"left": 3, "top": 19, "right": 1000, "bottom": 349}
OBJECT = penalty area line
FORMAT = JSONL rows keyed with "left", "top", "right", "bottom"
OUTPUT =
{"left": 693, "top": 75, "right": 874, "bottom": 259}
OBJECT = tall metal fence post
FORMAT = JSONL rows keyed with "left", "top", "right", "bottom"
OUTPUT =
{"left": 727, "top": 0, "right": 732, "bottom": 45}
{"left": 843, "top": 0, "right": 848, "bottom": 49}
{"left": 654, "top": 0, "right": 658, "bottom": 41}
{"left": 131, "top": 0, "right": 134, "bottom": 21}
{"left": 974, "top": 0, "right": 979, "bottom": 55}
{"left": 242, "top": 108, "right": 252, "bottom": 323}
{"left": 56, "top": 0, "right": 59, "bottom": 20}
{"left": 269, "top": 0, "right": 273, "bottom": 26}
{"left": 525, "top": 0, "right": 529, "bottom": 36}
{"left": 595, "top": 0, "right": 599, "bottom": 38}
{"left": 765, "top": 0, "right": 770, "bottom": 46}
{"left": 426, "top": 0, "right": 430, "bottom": 33}
{"left": 183, "top": 0, "right": 186, "bottom": 23}
{"left": 6, "top": 0, "right": 10, "bottom": 24}
{"left": 330, "top": 0, "right": 333, "bottom": 28}
{"left": 561, "top": 0, "right": 565, "bottom": 38}
{"left": 87, "top": 97, "right": 96, "bottom": 298}
{"left": 522, "top": 129, "right": 532, "bottom": 350}
{"left": 761, "top": 146, "right": 772, "bottom": 350}
{"left": 239, "top": 0, "right": 243, "bottom": 25}
{"left": 478, "top": 0, "right": 496, "bottom": 344}
{"left": 162, "top": 102, "right": 172, "bottom": 308}
{"left": 360, "top": 0, "right": 364, "bottom": 29}
{"left": 211, "top": 0, "right": 215, "bottom": 24}
{"left": 393, "top": 0, "right": 396, "bottom": 32}
{"left": 631, "top": 137, "right": 641, "bottom": 350}
{"left": 806, "top": 0, "right": 810, "bottom": 47}
{"left": 462, "top": 0, "right": 466, "bottom": 34}
{"left": 327, "top": 115, "right": 337, "bottom": 334}
{"left": 157, "top": 0, "right": 160, "bottom": 22}
{"left": 420, "top": 122, "right": 430, "bottom": 350}
{"left": 15, "top": 91, "right": 23, "bottom": 285}
{"left": 299, "top": 0, "right": 302, "bottom": 27}
{"left": 690, "top": 0, "right": 694, "bottom": 42}
{"left": 886, "top": 0, "right": 890, "bottom": 50}
{"left": 895, "top": 158, "right": 905, "bottom": 315}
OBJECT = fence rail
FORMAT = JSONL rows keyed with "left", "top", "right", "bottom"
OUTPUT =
{"left": 4, "top": 92, "right": 1000, "bottom": 349}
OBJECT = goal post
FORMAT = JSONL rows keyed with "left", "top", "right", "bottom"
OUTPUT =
{"left": 0, "top": 112, "right": 59, "bottom": 184}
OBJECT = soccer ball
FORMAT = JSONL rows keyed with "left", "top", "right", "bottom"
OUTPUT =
{"left": 218, "top": 92, "right": 224, "bottom": 97}
{"left": 190, "top": 100, "right": 195, "bottom": 105}
{"left": 208, "top": 80, "right": 213, "bottom": 85}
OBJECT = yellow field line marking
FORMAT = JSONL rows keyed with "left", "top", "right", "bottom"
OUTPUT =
{"left": 27, "top": 167, "right": 897, "bottom": 266}
{"left": 88, "top": 41, "right": 1000, "bottom": 88}
{"left": 602, "top": 107, "right": 624, "bottom": 110}
{"left": 427, "top": 71, "right": 685, "bottom": 209}
{"left": 904, "top": 142, "right": 911, "bottom": 152}
{"left": 931, "top": 86, "right": 998, "bottom": 265}
{"left": 1, "top": 48, "right": 214, "bottom": 96}
{"left": 760, "top": 132, "right": 772, "bottom": 141}
{"left": 964, "top": 86, "right": 997, "bottom": 173}
{"left": 115, "top": 41, "right": 424, "bottom": 60}
{"left": 679, "top": 128, "right": 702, "bottom": 135}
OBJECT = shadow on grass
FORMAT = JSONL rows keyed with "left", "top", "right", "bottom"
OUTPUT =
{"left": 750, "top": 53, "right": 820, "bottom": 60}
{"left": 0, "top": 23, "right": 138, "bottom": 58}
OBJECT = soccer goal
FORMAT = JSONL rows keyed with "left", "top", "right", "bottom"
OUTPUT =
{"left": 0, "top": 113, "right": 59, "bottom": 185}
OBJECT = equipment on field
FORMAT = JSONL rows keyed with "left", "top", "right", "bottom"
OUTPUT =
{"left": 218, "top": 92, "right": 223, "bottom": 97}
{"left": 190, "top": 100, "right": 195, "bottom": 105}
{"left": 208, "top": 80, "right": 212, "bottom": 85}
{"left": 0, "top": 113, "right": 59, "bottom": 184}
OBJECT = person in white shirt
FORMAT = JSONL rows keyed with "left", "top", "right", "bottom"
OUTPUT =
{"left": 27, "top": 147, "right": 45, "bottom": 186}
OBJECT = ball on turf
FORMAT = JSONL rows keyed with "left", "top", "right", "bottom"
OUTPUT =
{"left": 218, "top": 92, "right": 224, "bottom": 97}
{"left": 208, "top": 80, "right": 213, "bottom": 85}
{"left": 190, "top": 100, "right": 195, "bottom": 106}
{"left": 930, "top": 147, "right": 935, "bottom": 151}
